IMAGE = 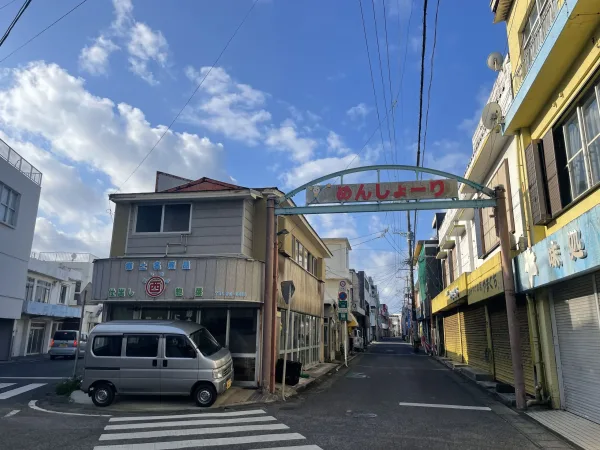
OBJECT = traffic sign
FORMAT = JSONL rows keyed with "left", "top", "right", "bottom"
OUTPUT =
{"left": 339, "top": 300, "right": 348, "bottom": 309}
{"left": 339, "top": 280, "right": 346, "bottom": 288}
{"left": 338, "top": 291, "right": 348, "bottom": 301}
{"left": 339, "top": 312, "right": 348, "bottom": 321}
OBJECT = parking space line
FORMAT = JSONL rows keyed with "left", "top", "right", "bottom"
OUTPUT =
{"left": 108, "top": 408, "right": 266, "bottom": 422}
{"left": 3, "top": 410, "right": 19, "bottom": 418}
{"left": 399, "top": 402, "right": 491, "bottom": 411}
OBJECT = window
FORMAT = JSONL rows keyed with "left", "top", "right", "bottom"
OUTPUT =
{"left": 190, "top": 328, "right": 222, "bottom": 357}
{"left": 135, "top": 204, "right": 191, "bottom": 233}
{"left": 557, "top": 81, "right": 600, "bottom": 200}
{"left": 229, "top": 309, "right": 257, "bottom": 354}
{"left": 292, "top": 236, "right": 318, "bottom": 276}
{"left": 201, "top": 308, "right": 228, "bottom": 347}
{"left": 35, "top": 280, "right": 51, "bottom": 303}
{"left": 74, "top": 281, "right": 82, "bottom": 304}
{"left": 165, "top": 335, "right": 196, "bottom": 358}
{"left": 92, "top": 336, "right": 123, "bottom": 357}
{"left": 53, "top": 331, "right": 77, "bottom": 341}
{"left": 0, "top": 182, "right": 19, "bottom": 227}
{"left": 25, "top": 277, "right": 34, "bottom": 301}
{"left": 125, "top": 335, "right": 159, "bottom": 357}
{"left": 59, "top": 285, "right": 68, "bottom": 304}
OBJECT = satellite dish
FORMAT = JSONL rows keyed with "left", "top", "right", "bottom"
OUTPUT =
{"left": 481, "top": 102, "right": 503, "bottom": 130}
{"left": 487, "top": 52, "right": 504, "bottom": 71}
{"left": 71, "top": 253, "right": 77, "bottom": 261}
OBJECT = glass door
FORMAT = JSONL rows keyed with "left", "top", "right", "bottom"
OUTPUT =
{"left": 26, "top": 323, "right": 45, "bottom": 355}
{"left": 228, "top": 308, "right": 258, "bottom": 386}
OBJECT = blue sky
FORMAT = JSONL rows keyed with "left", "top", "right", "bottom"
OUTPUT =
{"left": 0, "top": 0, "right": 507, "bottom": 311}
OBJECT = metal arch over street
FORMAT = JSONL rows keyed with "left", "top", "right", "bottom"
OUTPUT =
{"left": 275, "top": 165, "right": 497, "bottom": 216}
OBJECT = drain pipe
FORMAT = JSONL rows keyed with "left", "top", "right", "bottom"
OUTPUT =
{"left": 526, "top": 293, "right": 551, "bottom": 407}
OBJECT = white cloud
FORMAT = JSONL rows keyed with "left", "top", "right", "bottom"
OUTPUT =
{"left": 79, "top": 36, "right": 119, "bottom": 75}
{"left": 458, "top": 84, "right": 491, "bottom": 135}
{"left": 127, "top": 22, "right": 168, "bottom": 85}
{"left": 326, "top": 131, "right": 351, "bottom": 156}
{"left": 265, "top": 120, "right": 317, "bottom": 163}
{"left": 346, "top": 103, "right": 371, "bottom": 121}
{"left": 313, "top": 213, "right": 358, "bottom": 239}
{"left": 112, "top": 0, "right": 133, "bottom": 32}
{"left": 185, "top": 66, "right": 271, "bottom": 144}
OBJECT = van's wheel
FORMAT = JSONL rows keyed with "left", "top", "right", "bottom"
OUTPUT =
{"left": 194, "top": 384, "right": 217, "bottom": 407}
{"left": 91, "top": 383, "right": 115, "bottom": 407}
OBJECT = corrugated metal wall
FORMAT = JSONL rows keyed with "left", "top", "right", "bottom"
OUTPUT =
{"left": 444, "top": 312, "right": 462, "bottom": 363}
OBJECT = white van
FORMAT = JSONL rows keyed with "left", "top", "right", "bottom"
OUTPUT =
{"left": 80, "top": 320, "right": 233, "bottom": 407}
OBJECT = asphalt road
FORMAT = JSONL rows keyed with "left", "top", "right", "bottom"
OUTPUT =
{"left": 0, "top": 339, "right": 571, "bottom": 449}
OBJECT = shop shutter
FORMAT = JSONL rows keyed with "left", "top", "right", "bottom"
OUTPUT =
{"left": 542, "top": 130, "right": 563, "bottom": 216}
{"left": 553, "top": 275, "right": 600, "bottom": 424}
{"left": 462, "top": 307, "right": 491, "bottom": 373}
{"left": 444, "top": 313, "right": 462, "bottom": 363}
{"left": 491, "top": 304, "right": 535, "bottom": 395}
{"left": 524, "top": 141, "right": 550, "bottom": 225}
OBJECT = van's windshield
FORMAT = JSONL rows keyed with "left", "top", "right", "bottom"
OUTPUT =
{"left": 190, "top": 328, "right": 222, "bottom": 357}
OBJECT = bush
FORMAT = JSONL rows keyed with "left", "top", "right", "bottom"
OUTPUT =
{"left": 55, "top": 377, "right": 81, "bottom": 396}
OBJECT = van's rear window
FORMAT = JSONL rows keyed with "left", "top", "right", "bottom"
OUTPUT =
{"left": 92, "top": 336, "right": 123, "bottom": 357}
{"left": 53, "top": 331, "right": 76, "bottom": 340}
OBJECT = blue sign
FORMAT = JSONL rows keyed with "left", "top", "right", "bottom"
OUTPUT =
{"left": 125, "top": 262, "right": 134, "bottom": 271}
{"left": 139, "top": 262, "right": 148, "bottom": 271}
{"left": 338, "top": 291, "right": 348, "bottom": 301}
{"left": 153, "top": 261, "right": 162, "bottom": 271}
{"left": 514, "top": 204, "right": 600, "bottom": 292}
{"left": 167, "top": 261, "right": 176, "bottom": 270}
{"left": 182, "top": 261, "right": 191, "bottom": 270}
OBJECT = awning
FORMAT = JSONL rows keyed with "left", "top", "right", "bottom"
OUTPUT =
{"left": 347, "top": 312, "right": 359, "bottom": 328}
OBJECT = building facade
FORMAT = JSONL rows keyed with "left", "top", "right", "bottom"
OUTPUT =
{"left": 91, "top": 173, "right": 330, "bottom": 387}
{"left": 413, "top": 239, "right": 443, "bottom": 345}
{"left": 323, "top": 238, "right": 353, "bottom": 362}
{"left": 12, "top": 256, "right": 82, "bottom": 357}
{"left": 491, "top": 0, "right": 600, "bottom": 422}
{"left": 0, "top": 138, "right": 42, "bottom": 360}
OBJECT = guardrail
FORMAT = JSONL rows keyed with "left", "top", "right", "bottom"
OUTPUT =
{"left": 0, "top": 138, "right": 42, "bottom": 185}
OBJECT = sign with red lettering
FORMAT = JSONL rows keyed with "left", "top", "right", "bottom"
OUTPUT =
{"left": 145, "top": 276, "right": 165, "bottom": 297}
{"left": 306, "top": 179, "right": 458, "bottom": 204}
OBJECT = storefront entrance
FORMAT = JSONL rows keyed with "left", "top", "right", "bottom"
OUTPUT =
{"left": 26, "top": 322, "right": 46, "bottom": 355}
{"left": 108, "top": 304, "right": 260, "bottom": 387}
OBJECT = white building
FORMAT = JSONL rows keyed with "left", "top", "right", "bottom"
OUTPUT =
{"left": 12, "top": 256, "right": 82, "bottom": 357}
{"left": 0, "top": 139, "right": 42, "bottom": 360}
{"left": 323, "top": 238, "right": 353, "bottom": 362}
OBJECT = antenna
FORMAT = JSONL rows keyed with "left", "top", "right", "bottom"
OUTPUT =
{"left": 487, "top": 52, "right": 504, "bottom": 72}
{"left": 71, "top": 253, "right": 77, "bottom": 261}
{"left": 481, "top": 102, "right": 503, "bottom": 130}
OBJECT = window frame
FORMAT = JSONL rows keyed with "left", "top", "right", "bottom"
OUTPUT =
{"left": 34, "top": 280, "right": 51, "bottom": 303}
{"left": 521, "top": 0, "right": 550, "bottom": 49}
{"left": 124, "top": 334, "right": 160, "bottom": 358}
{"left": 133, "top": 203, "right": 192, "bottom": 235}
{"left": 0, "top": 181, "right": 20, "bottom": 228}
{"left": 164, "top": 334, "right": 197, "bottom": 359}
{"left": 59, "top": 285, "right": 68, "bottom": 304}
{"left": 91, "top": 335, "right": 123, "bottom": 358}
{"left": 25, "top": 277, "right": 34, "bottom": 302}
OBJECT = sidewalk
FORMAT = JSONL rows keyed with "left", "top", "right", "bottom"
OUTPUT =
{"left": 62, "top": 358, "right": 355, "bottom": 414}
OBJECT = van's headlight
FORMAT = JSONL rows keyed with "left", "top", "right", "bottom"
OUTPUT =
{"left": 213, "top": 369, "right": 223, "bottom": 378}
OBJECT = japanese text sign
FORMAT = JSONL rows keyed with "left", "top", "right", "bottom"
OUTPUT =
{"left": 306, "top": 179, "right": 458, "bottom": 204}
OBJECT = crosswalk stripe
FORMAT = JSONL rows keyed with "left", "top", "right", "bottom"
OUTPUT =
{"left": 250, "top": 446, "right": 323, "bottom": 450}
{"left": 0, "top": 383, "right": 46, "bottom": 399}
{"left": 108, "top": 408, "right": 266, "bottom": 422}
{"left": 99, "top": 423, "right": 289, "bottom": 441}
{"left": 105, "top": 415, "right": 277, "bottom": 431}
{"left": 0, "top": 383, "right": 16, "bottom": 390}
{"left": 93, "top": 432, "right": 306, "bottom": 450}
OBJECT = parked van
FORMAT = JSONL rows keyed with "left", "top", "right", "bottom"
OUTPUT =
{"left": 81, "top": 320, "right": 233, "bottom": 407}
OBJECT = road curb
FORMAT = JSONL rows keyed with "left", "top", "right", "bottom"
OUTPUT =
{"left": 293, "top": 354, "right": 358, "bottom": 395}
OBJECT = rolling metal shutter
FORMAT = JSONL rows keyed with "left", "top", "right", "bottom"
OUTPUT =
{"left": 444, "top": 312, "right": 462, "bottom": 363}
{"left": 491, "top": 304, "right": 535, "bottom": 395}
{"left": 553, "top": 275, "right": 600, "bottom": 424}
{"left": 462, "top": 307, "right": 491, "bottom": 373}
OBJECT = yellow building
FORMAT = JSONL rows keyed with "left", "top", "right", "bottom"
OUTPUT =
{"left": 492, "top": 0, "right": 600, "bottom": 422}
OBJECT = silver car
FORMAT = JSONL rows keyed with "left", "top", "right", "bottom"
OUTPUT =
{"left": 48, "top": 330, "right": 87, "bottom": 359}
{"left": 80, "top": 320, "right": 233, "bottom": 407}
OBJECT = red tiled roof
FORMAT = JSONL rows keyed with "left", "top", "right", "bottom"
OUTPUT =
{"left": 161, "top": 177, "right": 246, "bottom": 193}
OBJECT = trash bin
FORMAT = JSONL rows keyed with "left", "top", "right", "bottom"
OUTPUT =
{"left": 275, "top": 359, "right": 303, "bottom": 386}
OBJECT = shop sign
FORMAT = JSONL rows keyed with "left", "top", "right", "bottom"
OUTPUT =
{"left": 215, "top": 291, "right": 247, "bottom": 298}
{"left": 468, "top": 272, "right": 503, "bottom": 304}
{"left": 306, "top": 179, "right": 458, "bottom": 204}
{"left": 145, "top": 276, "right": 166, "bottom": 297}
{"left": 125, "top": 260, "right": 191, "bottom": 271}
{"left": 514, "top": 204, "right": 600, "bottom": 292}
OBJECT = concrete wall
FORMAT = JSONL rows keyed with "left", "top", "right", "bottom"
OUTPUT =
{"left": 0, "top": 157, "right": 41, "bottom": 319}
{"left": 125, "top": 199, "right": 246, "bottom": 256}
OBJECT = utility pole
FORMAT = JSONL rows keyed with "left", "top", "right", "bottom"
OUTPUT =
{"left": 495, "top": 185, "right": 527, "bottom": 409}
{"left": 262, "top": 197, "right": 276, "bottom": 394}
{"left": 405, "top": 212, "right": 418, "bottom": 351}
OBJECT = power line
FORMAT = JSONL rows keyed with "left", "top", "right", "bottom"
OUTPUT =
{"left": 0, "top": 0, "right": 32, "bottom": 48}
{"left": 115, "top": 0, "right": 260, "bottom": 192}
{"left": 0, "top": 0, "right": 18, "bottom": 11}
{"left": 414, "top": 0, "right": 428, "bottom": 169}
{"left": 0, "top": 0, "right": 90, "bottom": 64}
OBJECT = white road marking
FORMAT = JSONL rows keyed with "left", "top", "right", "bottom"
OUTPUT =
{"left": 28, "top": 400, "right": 112, "bottom": 417}
{"left": 399, "top": 402, "right": 491, "bottom": 411}
{"left": 3, "top": 410, "right": 19, "bottom": 418}
{"left": 0, "top": 383, "right": 16, "bottom": 389}
{"left": 100, "top": 423, "right": 289, "bottom": 441}
{"left": 105, "top": 415, "right": 277, "bottom": 431}
{"left": 108, "top": 408, "right": 266, "bottom": 422}
{"left": 251, "top": 446, "right": 323, "bottom": 450}
{"left": 0, "top": 377, "right": 64, "bottom": 380}
{"left": 0, "top": 383, "right": 46, "bottom": 399}
{"left": 93, "top": 433, "right": 305, "bottom": 450}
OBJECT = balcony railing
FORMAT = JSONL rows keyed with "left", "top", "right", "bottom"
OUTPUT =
{"left": 513, "top": 0, "right": 559, "bottom": 95}
{"left": 0, "top": 138, "right": 42, "bottom": 185}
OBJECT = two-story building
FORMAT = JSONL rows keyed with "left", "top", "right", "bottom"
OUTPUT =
{"left": 91, "top": 173, "right": 330, "bottom": 387}
{"left": 491, "top": 0, "right": 600, "bottom": 424}
{"left": 12, "top": 256, "right": 82, "bottom": 357}
{"left": 0, "top": 138, "right": 42, "bottom": 360}
{"left": 323, "top": 237, "right": 353, "bottom": 361}
{"left": 413, "top": 239, "right": 443, "bottom": 345}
